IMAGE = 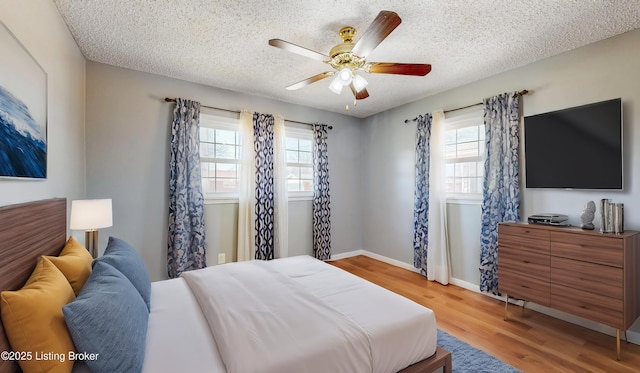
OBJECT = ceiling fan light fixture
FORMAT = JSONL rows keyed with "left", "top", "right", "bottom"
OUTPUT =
{"left": 352, "top": 74, "right": 368, "bottom": 92}
{"left": 269, "top": 11, "right": 431, "bottom": 105}
{"left": 329, "top": 76, "right": 344, "bottom": 94}
{"left": 337, "top": 68, "right": 353, "bottom": 85}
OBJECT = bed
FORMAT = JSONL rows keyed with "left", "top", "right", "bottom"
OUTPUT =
{"left": 0, "top": 198, "right": 451, "bottom": 373}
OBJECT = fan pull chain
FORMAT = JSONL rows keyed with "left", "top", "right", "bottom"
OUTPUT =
{"left": 346, "top": 99, "right": 359, "bottom": 111}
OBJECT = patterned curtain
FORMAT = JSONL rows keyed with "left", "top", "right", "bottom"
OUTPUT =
{"left": 312, "top": 124, "right": 331, "bottom": 260}
{"left": 413, "top": 114, "right": 432, "bottom": 275}
{"left": 479, "top": 92, "right": 521, "bottom": 294}
{"left": 253, "top": 113, "right": 275, "bottom": 260}
{"left": 168, "top": 98, "right": 206, "bottom": 278}
{"left": 272, "top": 115, "right": 289, "bottom": 259}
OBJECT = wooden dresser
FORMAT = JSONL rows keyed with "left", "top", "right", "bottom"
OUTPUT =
{"left": 497, "top": 222, "right": 640, "bottom": 359}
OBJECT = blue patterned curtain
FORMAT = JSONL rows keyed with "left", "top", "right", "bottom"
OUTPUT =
{"left": 413, "top": 114, "right": 432, "bottom": 275}
{"left": 253, "top": 113, "right": 275, "bottom": 260}
{"left": 312, "top": 124, "right": 331, "bottom": 260}
{"left": 168, "top": 98, "right": 207, "bottom": 278}
{"left": 479, "top": 92, "right": 521, "bottom": 294}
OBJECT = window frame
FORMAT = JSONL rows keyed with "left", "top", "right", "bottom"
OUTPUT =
{"left": 444, "top": 110, "right": 485, "bottom": 203}
{"left": 198, "top": 115, "right": 316, "bottom": 204}
{"left": 199, "top": 113, "right": 242, "bottom": 204}
{"left": 284, "top": 127, "right": 314, "bottom": 201}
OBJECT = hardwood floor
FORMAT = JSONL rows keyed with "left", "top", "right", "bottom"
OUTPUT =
{"left": 330, "top": 255, "right": 640, "bottom": 373}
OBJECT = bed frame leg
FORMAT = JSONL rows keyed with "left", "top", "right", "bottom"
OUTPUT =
{"left": 443, "top": 349, "right": 452, "bottom": 373}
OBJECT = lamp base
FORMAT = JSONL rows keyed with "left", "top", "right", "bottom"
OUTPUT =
{"left": 84, "top": 230, "right": 99, "bottom": 258}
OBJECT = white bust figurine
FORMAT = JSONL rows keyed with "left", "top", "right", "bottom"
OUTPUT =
{"left": 580, "top": 201, "right": 596, "bottom": 230}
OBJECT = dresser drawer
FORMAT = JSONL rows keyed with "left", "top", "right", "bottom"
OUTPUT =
{"left": 499, "top": 269, "right": 550, "bottom": 306}
{"left": 550, "top": 232, "right": 623, "bottom": 267}
{"left": 550, "top": 256, "right": 622, "bottom": 299}
{"left": 499, "top": 225, "right": 550, "bottom": 254}
{"left": 551, "top": 283, "right": 623, "bottom": 328}
{"left": 499, "top": 246, "right": 549, "bottom": 280}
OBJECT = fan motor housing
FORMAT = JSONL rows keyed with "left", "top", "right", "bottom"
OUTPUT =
{"left": 329, "top": 26, "right": 365, "bottom": 70}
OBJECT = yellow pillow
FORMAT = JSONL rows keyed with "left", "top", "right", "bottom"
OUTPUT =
{"left": 1, "top": 256, "right": 76, "bottom": 373}
{"left": 46, "top": 236, "right": 93, "bottom": 295}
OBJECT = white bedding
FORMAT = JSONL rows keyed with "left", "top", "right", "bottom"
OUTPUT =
{"left": 141, "top": 256, "right": 437, "bottom": 373}
{"left": 182, "top": 258, "right": 372, "bottom": 373}
{"left": 142, "top": 277, "right": 224, "bottom": 372}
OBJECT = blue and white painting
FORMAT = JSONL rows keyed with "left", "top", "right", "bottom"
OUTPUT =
{"left": 0, "top": 21, "right": 47, "bottom": 179}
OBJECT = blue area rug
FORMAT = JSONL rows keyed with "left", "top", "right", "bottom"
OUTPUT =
{"left": 438, "top": 329, "right": 522, "bottom": 373}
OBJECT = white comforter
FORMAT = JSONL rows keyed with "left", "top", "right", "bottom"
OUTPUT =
{"left": 140, "top": 256, "right": 436, "bottom": 373}
{"left": 181, "top": 259, "right": 372, "bottom": 373}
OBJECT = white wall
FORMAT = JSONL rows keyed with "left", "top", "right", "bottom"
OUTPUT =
{"left": 447, "top": 203, "right": 481, "bottom": 284}
{"left": 0, "top": 2, "right": 86, "bottom": 216}
{"left": 361, "top": 28, "right": 640, "bottom": 283}
{"left": 85, "top": 62, "right": 363, "bottom": 281}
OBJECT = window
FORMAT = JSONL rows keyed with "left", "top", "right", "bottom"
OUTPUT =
{"left": 199, "top": 114, "right": 241, "bottom": 200}
{"left": 199, "top": 114, "right": 314, "bottom": 201}
{"left": 285, "top": 128, "right": 314, "bottom": 198}
{"left": 444, "top": 111, "right": 485, "bottom": 198}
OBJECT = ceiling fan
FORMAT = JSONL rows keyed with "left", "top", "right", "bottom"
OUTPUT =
{"left": 268, "top": 11, "right": 431, "bottom": 105}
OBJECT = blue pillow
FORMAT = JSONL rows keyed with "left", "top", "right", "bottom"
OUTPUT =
{"left": 63, "top": 261, "right": 148, "bottom": 373}
{"left": 95, "top": 237, "right": 151, "bottom": 311}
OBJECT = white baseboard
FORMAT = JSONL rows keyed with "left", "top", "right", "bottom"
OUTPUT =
{"left": 329, "top": 250, "right": 365, "bottom": 261}
{"left": 330, "top": 250, "right": 420, "bottom": 273}
{"left": 331, "top": 249, "right": 640, "bottom": 346}
{"left": 448, "top": 278, "right": 479, "bottom": 292}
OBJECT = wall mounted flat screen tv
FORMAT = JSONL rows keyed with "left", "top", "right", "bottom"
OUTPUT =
{"left": 524, "top": 98, "right": 622, "bottom": 190}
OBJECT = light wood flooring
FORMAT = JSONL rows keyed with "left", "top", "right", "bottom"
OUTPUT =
{"left": 330, "top": 255, "right": 640, "bottom": 373}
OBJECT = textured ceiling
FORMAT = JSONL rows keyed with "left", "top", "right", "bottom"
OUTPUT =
{"left": 54, "top": 0, "right": 640, "bottom": 118}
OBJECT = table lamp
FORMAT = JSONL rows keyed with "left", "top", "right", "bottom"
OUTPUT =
{"left": 70, "top": 199, "right": 113, "bottom": 258}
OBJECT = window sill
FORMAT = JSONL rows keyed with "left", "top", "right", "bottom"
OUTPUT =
{"left": 203, "top": 195, "right": 313, "bottom": 205}
{"left": 446, "top": 196, "right": 482, "bottom": 205}
{"left": 288, "top": 194, "right": 313, "bottom": 202}
{"left": 205, "top": 197, "right": 239, "bottom": 205}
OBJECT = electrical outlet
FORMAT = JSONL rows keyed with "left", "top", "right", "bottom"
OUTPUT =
{"left": 218, "top": 253, "right": 226, "bottom": 264}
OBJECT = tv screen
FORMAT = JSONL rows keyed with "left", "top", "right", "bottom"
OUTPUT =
{"left": 524, "top": 98, "right": 622, "bottom": 190}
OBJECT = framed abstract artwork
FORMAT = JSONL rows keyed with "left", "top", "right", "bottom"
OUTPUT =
{"left": 0, "top": 21, "right": 47, "bottom": 179}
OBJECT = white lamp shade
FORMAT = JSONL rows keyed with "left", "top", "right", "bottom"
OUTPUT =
{"left": 337, "top": 68, "right": 352, "bottom": 86}
{"left": 70, "top": 199, "right": 113, "bottom": 230}
{"left": 352, "top": 74, "right": 368, "bottom": 92}
{"left": 328, "top": 76, "right": 344, "bottom": 94}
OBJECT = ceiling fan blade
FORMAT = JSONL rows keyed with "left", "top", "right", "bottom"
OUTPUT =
{"left": 268, "top": 39, "right": 328, "bottom": 62}
{"left": 286, "top": 72, "right": 334, "bottom": 90}
{"left": 351, "top": 11, "right": 402, "bottom": 58}
{"left": 366, "top": 63, "right": 432, "bottom": 76}
{"left": 349, "top": 83, "right": 370, "bottom": 100}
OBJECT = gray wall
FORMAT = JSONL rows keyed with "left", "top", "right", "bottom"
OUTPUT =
{"left": 361, "top": 28, "right": 640, "bottom": 289}
{"left": 0, "top": 2, "right": 86, "bottom": 217}
{"left": 85, "top": 62, "right": 363, "bottom": 281}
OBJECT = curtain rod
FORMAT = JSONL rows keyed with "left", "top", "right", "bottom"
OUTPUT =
{"left": 403, "top": 89, "right": 530, "bottom": 124}
{"left": 164, "top": 98, "right": 332, "bottom": 130}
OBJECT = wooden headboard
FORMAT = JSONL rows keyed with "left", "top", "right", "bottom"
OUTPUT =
{"left": 0, "top": 198, "right": 67, "bottom": 373}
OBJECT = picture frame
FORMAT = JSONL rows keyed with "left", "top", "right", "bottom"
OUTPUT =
{"left": 0, "top": 21, "right": 48, "bottom": 179}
